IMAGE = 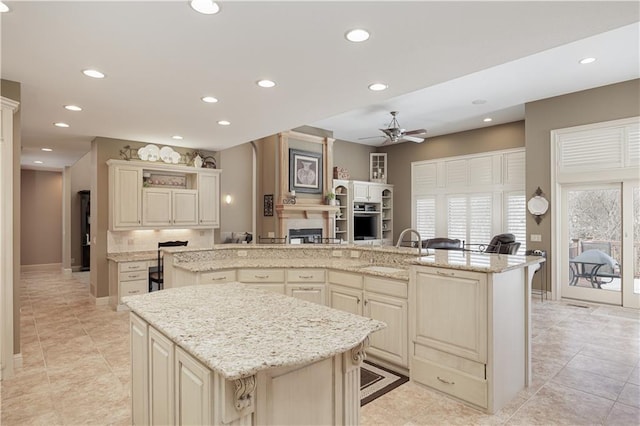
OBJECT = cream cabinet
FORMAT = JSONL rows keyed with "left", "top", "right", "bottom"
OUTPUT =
{"left": 353, "top": 181, "right": 382, "bottom": 203}
{"left": 286, "top": 269, "right": 326, "bottom": 305}
{"left": 149, "top": 327, "right": 175, "bottom": 425}
{"left": 237, "top": 268, "right": 286, "bottom": 294}
{"left": 130, "top": 313, "right": 149, "bottom": 426}
{"left": 198, "top": 173, "right": 220, "bottom": 227}
{"left": 110, "top": 165, "right": 143, "bottom": 229}
{"left": 175, "top": 346, "right": 213, "bottom": 425}
{"left": 109, "top": 260, "right": 149, "bottom": 311}
{"left": 107, "top": 159, "right": 220, "bottom": 230}
{"left": 142, "top": 188, "right": 198, "bottom": 227}
{"left": 409, "top": 265, "right": 527, "bottom": 413}
{"left": 328, "top": 271, "right": 408, "bottom": 368}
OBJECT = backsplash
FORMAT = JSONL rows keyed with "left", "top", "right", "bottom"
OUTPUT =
{"left": 107, "top": 229, "right": 214, "bottom": 253}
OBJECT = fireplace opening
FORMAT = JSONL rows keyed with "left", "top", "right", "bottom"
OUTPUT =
{"left": 289, "top": 228, "right": 323, "bottom": 244}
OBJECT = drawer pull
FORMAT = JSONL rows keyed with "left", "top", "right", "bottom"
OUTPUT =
{"left": 436, "top": 270, "right": 455, "bottom": 277}
{"left": 130, "top": 290, "right": 140, "bottom": 294}
{"left": 211, "top": 276, "right": 227, "bottom": 281}
{"left": 254, "top": 275, "right": 269, "bottom": 279}
{"left": 299, "top": 287, "right": 314, "bottom": 291}
{"left": 298, "top": 275, "right": 314, "bottom": 279}
{"left": 437, "top": 376, "right": 455, "bottom": 385}
{"left": 128, "top": 274, "right": 139, "bottom": 279}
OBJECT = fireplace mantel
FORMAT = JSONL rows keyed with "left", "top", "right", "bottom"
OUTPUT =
{"left": 276, "top": 204, "right": 339, "bottom": 218}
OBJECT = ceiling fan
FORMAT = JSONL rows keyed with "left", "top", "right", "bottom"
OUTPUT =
{"left": 361, "top": 111, "right": 427, "bottom": 145}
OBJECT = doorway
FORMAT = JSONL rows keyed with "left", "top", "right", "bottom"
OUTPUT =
{"left": 560, "top": 182, "right": 640, "bottom": 308}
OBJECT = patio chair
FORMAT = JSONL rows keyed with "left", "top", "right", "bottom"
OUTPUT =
{"left": 579, "top": 241, "right": 619, "bottom": 279}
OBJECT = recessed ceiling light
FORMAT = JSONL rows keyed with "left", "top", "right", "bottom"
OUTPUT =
{"left": 368, "top": 83, "right": 388, "bottom": 92}
{"left": 190, "top": 0, "right": 220, "bottom": 15}
{"left": 345, "top": 29, "right": 370, "bottom": 43}
{"left": 472, "top": 99, "right": 487, "bottom": 105}
{"left": 172, "top": 135, "right": 183, "bottom": 140}
{"left": 82, "top": 69, "right": 105, "bottom": 79}
{"left": 201, "top": 96, "right": 218, "bottom": 103}
{"left": 54, "top": 122, "right": 70, "bottom": 128}
{"left": 34, "top": 161, "right": 44, "bottom": 164}
{"left": 64, "top": 105, "right": 82, "bottom": 111}
{"left": 41, "top": 148, "right": 53, "bottom": 152}
{"left": 257, "top": 79, "right": 276, "bottom": 88}
{"left": 0, "top": 2, "right": 10, "bottom": 13}
{"left": 483, "top": 117, "right": 493, "bottom": 123}
{"left": 579, "top": 57, "right": 596, "bottom": 65}
{"left": 217, "top": 120, "right": 231, "bottom": 126}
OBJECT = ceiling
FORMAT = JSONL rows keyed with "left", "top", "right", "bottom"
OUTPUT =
{"left": 2, "top": 1, "right": 638, "bottom": 170}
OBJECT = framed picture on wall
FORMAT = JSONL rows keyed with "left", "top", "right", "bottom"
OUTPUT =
{"left": 289, "top": 149, "right": 322, "bottom": 194}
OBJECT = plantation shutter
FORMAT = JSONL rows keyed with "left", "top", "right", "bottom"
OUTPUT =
{"left": 505, "top": 191, "right": 526, "bottom": 254}
{"left": 469, "top": 194, "right": 492, "bottom": 246}
{"left": 415, "top": 196, "right": 436, "bottom": 240}
{"left": 447, "top": 195, "right": 467, "bottom": 243}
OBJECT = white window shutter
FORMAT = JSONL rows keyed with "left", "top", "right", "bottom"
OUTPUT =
{"left": 558, "top": 127, "right": 624, "bottom": 172}
{"left": 504, "top": 151, "right": 526, "bottom": 185}
{"left": 468, "top": 156, "right": 493, "bottom": 186}
{"left": 445, "top": 160, "right": 468, "bottom": 187}
{"left": 505, "top": 191, "right": 526, "bottom": 254}
{"left": 412, "top": 163, "right": 438, "bottom": 193}
{"left": 415, "top": 197, "right": 436, "bottom": 241}
{"left": 447, "top": 195, "right": 467, "bottom": 243}
{"left": 626, "top": 123, "right": 640, "bottom": 166}
{"left": 469, "top": 194, "right": 492, "bottom": 246}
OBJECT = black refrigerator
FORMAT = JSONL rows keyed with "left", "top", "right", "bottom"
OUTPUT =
{"left": 79, "top": 190, "right": 90, "bottom": 271}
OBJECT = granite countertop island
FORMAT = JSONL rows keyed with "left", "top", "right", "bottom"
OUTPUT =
{"left": 123, "top": 282, "right": 385, "bottom": 380}
{"left": 124, "top": 282, "right": 385, "bottom": 425}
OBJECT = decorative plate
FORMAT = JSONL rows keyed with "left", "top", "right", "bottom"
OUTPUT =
{"left": 145, "top": 144, "right": 160, "bottom": 162}
{"left": 160, "top": 146, "right": 174, "bottom": 163}
{"left": 170, "top": 151, "right": 181, "bottom": 164}
{"left": 527, "top": 195, "right": 549, "bottom": 216}
{"left": 137, "top": 146, "right": 149, "bottom": 161}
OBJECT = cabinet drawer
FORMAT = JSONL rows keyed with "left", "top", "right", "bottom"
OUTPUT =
{"left": 120, "top": 261, "right": 148, "bottom": 273}
{"left": 365, "top": 276, "right": 407, "bottom": 298}
{"left": 414, "top": 343, "right": 485, "bottom": 379}
{"left": 237, "top": 269, "right": 285, "bottom": 283}
{"left": 121, "top": 280, "right": 148, "bottom": 297}
{"left": 286, "top": 269, "right": 325, "bottom": 283}
{"left": 327, "top": 270, "right": 363, "bottom": 289}
{"left": 200, "top": 270, "right": 236, "bottom": 284}
{"left": 412, "top": 357, "right": 487, "bottom": 409}
{"left": 245, "top": 283, "right": 285, "bottom": 294}
{"left": 120, "top": 270, "right": 147, "bottom": 282}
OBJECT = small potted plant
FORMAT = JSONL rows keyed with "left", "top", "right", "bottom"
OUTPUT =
{"left": 325, "top": 191, "right": 336, "bottom": 206}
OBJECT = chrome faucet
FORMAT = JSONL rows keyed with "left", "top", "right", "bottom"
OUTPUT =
{"left": 396, "top": 228, "right": 422, "bottom": 254}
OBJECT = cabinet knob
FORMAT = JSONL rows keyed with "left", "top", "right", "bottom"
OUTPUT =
{"left": 364, "top": 299, "right": 368, "bottom": 306}
{"left": 356, "top": 297, "right": 361, "bottom": 304}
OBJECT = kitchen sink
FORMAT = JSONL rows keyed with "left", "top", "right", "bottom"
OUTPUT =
{"left": 360, "top": 265, "right": 406, "bottom": 274}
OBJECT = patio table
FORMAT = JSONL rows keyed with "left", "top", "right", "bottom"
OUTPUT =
{"left": 569, "top": 249, "right": 619, "bottom": 289}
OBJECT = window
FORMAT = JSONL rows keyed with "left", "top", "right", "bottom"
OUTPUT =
{"left": 446, "top": 194, "right": 492, "bottom": 247}
{"left": 505, "top": 191, "right": 526, "bottom": 254}
{"left": 415, "top": 196, "right": 436, "bottom": 240}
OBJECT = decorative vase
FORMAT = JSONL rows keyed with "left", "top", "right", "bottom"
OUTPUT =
{"left": 193, "top": 154, "right": 203, "bottom": 168}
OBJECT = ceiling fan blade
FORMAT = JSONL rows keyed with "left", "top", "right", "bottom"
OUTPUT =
{"left": 358, "top": 135, "right": 385, "bottom": 140}
{"left": 405, "top": 128, "right": 427, "bottom": 136}
{"left": 381, "top": 138, "right": 393, "bottom": 146}
{"left": 403, "top": 135, "right": 425, "bottom": 143}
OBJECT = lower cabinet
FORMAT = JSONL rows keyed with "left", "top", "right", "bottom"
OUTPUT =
{"left": 328, "top": 270, "right": 408, "bottom": 368}
{"left": 149, "top": 327, "right": 174, "bottom": 425}
{"left": 286, "top": 269, "right": 326, "bottom": 305}
{"left": 175, "top": 346, "right": 212, "bottom": 425}
{"left": 109, "top": 260, "right": 149, "bottom": 311}
{"left": 130, "top": 313, "right": 149, "bottom": 426}
{"left": 237, "top": 268, "right": 286, "bottom": 294}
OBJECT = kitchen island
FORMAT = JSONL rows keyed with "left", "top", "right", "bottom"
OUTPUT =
{"left": 123, "top": 282, "right": 385, "bottom": 426}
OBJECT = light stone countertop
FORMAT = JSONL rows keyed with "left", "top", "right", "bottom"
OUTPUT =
{"left": 123, "top": 283, "right": 386, "bottom": 380}
{"left": 408, "top": 250, "right": 545, "bottom": 273}
{"left": 106, "top": 247, "right": 211, "bottom": 263}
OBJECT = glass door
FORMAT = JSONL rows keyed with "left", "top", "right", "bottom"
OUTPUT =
{"left": 622, "top": 182, "right": 640, "bottom": 308}
{"left": 561, "top": 184, "right": 622, "bottom": 305}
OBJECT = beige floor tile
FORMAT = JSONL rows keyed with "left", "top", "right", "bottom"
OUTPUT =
{"left": 579, "top": 343, "right": 640, "bottom": 367}
{"left": 0, "top": 368, "right": 51, "bottom": 401}
{"left": 507, "top": 382, "right": 614, "bottom": 425}
{"left": 617, "top": 383, "right": 640, "bottom": 408}
{"left": 628, "top": 364, "right": 640, "bottom": 386}
{"left": 551, "top": 366, "right": 625, "bottom": 400}
{"left": 605, "top": 401, "right": 640, "bottom": 425}
{"left": 566, "top": 354, "right": 635, "bottom": 382}
{"left": 0, "top": 389, "right": 56, "bottom": 425}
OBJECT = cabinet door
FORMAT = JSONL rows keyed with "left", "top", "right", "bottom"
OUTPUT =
{"left": 173, "top": 189, "right": 198, "bottom": 225}
{"left": 352, "top": 182, "right": 370, "bottom": 202}
{"left": 367, "top": 184, "right": 382, "bottom": 203}
{"left": 113, "top": 166, "right": 142, "bottom": 228}
{"left": 149, "top": 327, "right": 174, "bottom": 426}
{"left": 175, "top": 347, "right": 212, "bottom": 426}
{"left": 142, "top": 188, "right": 172, "bottom": 226}
{"left": 287, "top": 285, "right": 326, "bottom": 305}
{"left": 413, "top": 269, "right": 487, "bottom": 362}
{"left": 364, "top": 292, "right": 408, "bottom": 367}
{"left": 329, "top": 285, "right": 363, "bottom": 316}
{"left": 198, "top": 173, "right": 220, "bottom": 227}
{"left": 130, "top": 314, "right": 149, "bottom": 426}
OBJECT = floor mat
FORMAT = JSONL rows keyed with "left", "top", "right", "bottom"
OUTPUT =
{"left": 360, "top": 361, "right": 409, "bottom": 406}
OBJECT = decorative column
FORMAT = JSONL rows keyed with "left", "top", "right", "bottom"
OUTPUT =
{"left": 342, "top": 337, "right": 369, "bottom": 424}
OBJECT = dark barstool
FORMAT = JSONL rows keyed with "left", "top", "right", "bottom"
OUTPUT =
{"left": 149, "top": 240, "right": 188, "bottom": 292}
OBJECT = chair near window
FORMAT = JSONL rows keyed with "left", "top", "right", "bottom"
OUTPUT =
{"left": 149, "top": 240, "right": 188, "bottom": 292}
{"left": 422, "top": 238, "right": 463, "bottom": 250}
{"left": 484, "top": 233, "right": 521, "bottom": 255}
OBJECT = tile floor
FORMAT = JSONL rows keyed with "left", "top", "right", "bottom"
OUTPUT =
{"left": 1, "top": 267, "right": 639, "bottom": 425}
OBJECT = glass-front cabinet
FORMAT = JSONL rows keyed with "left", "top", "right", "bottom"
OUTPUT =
{"left": 370, "top": 153, "right": 387, "bottom": 183}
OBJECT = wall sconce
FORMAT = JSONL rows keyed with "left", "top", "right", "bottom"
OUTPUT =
{"left": 527, "top": 187, "right": 549, "bottom": 225}
{"left": 224, "top": 194, "right": 232, "bottom": 205}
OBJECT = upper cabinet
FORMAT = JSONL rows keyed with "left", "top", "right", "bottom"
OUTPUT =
{"left": 108, "top": 160, "right": 221, "bottom": 231}
{"left": 353, "top": 181, "right": 382, "bottom": 203}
